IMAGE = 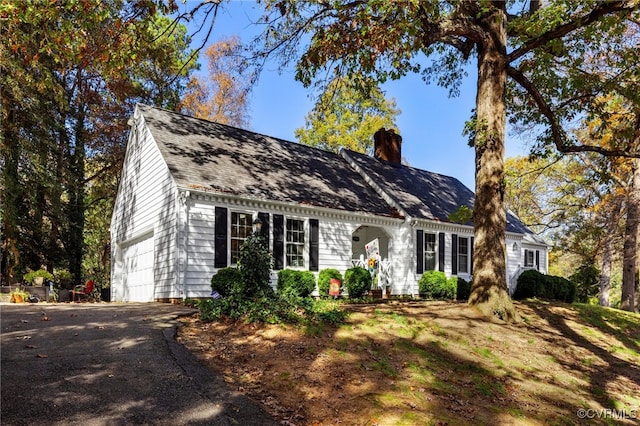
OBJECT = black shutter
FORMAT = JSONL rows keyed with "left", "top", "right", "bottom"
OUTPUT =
{"left": 214, "top": 207, "right": 228, "bottom": 268}
{"left": 258, "top": 212, "right": 270, "bottom": 247}
{"left": 470, "top": 236, "right": 474, "bottom": 275}
{"left": 438, "top": 232, "right": 445, "bottom": 272}
{"left": 416, "top": 230, "right": 424, "bottom": 274}
{"left": 451, "top": 234, "right": 458, "bottom": 275}
{"left": 273, "top": 214, "right": 284, "bottom": 270}
{"left": 535, "top": 250, "right": 540, "bottom": 271}
{"left": 309, "top": 219, "right": 319, "bottom": 271}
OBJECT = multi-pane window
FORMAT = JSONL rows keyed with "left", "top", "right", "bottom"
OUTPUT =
{"left": 230, "top": 212, "right": 252, "bottom": 264}
{"left": 424, "top": 233, "right": 437, "bottom": 271}
{"left": 524, "top": 250, "right": 534, "bottom": 267}
{"left": 286, "top": 218, "right": 305, "bottom": 267}
{"left": 524, "top": 249, "right": 538, "bottom": 269}
{"left": 458, "top": 237, "right": 469, "bottom": 274}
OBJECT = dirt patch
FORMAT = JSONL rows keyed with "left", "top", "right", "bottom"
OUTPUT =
{"left": 178, "top": 300, "right": 640, "bottom": 425}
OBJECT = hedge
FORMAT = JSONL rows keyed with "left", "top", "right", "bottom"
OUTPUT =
{"left": 317, "top": 268, "right": 343, "bottom": 298}
{"left": 210, "top": 267, "right": 242, "bottom": 297}
{"left": 418, "top": 270, "right": 456, "bottom": 300}
{"left": 344, "top": 266, "right": 371, "bottom": 298}
{"left": 276, "top": 269, "right": 316, "bottom": 298}
{"left": 513, "top": 269, "right": 576, "bottom": 303}
{"left": 456, "top": 277, "right": 472, "bottom": 301}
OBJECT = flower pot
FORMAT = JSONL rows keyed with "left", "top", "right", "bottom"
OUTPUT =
{"left": 383, "top": 286, "right": 391, "bottom": 299}
{"left": 10, "top": 294, "right": 25, "bottom": 303}
{"left": 368, "top": 289, "right": 383, "bottom": 299}
{"left": 58, "top": 289, "right": 70, "bottom": 303}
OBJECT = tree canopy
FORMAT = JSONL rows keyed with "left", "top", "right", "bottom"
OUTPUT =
{"left": 295, "top": 75, "right": 400, "bottom": 154}
{"left": 179, "top": 35, "right": 254, "bottom": 128}
{"left": 1, "top": 0, "right": 197, "bottom": 286}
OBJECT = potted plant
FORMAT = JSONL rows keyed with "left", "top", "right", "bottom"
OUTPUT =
{"left": 24, "top": 269, "right": 53, "bottom": 287}
{"left": 368, "top": 277, "right": 382, "bottom": 298}
{"left": 54, "top": 269, "right": 73, "bottom": 302}
{"left": 367, "top": 258, "right": 382, "bottom": 298}
{"left": 10, "top": 288, "right": 30, "bottom": 303}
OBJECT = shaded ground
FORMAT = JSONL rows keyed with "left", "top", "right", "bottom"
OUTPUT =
{"left": 178, "top": 300, "right": 640, "bottom": 425}
{"left": 1, "top": 303, "right": 277, "bottom": 426}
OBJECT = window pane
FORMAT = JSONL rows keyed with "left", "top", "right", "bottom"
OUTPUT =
{"left": 458, "top": 237, "right": 468, "bottom": 274}
{"left": 525, "top": 250, "right": 534, "bottom": 267}
{"left": 425, "top": 233, "right": 436, "bottom": 270}
{"left": 231, "top": 212, "right": 252, "bottom": 264}
{"left": 286, "top": 219, "right": 305, "bottom": 267}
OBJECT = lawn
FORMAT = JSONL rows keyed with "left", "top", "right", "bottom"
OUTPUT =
{"left": 178, "top": 300, "right": 640, "bottom": 425}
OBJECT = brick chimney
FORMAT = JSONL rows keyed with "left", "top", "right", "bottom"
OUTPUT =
{"left": 374, "top": 128, "right": 402, "bottom": 164}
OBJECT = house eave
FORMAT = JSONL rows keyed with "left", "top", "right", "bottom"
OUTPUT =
{"left": 177, "top": 185, "right": 405, "bottom": 227}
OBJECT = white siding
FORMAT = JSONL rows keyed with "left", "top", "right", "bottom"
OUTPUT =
{"left": 184, "top": 201, "right": 217, "bottom": 297}
{"left": 319, "top": 220, "right": 359, "bottom": 272}
{"left": 389, "top": 223, "right": 416, "bottom": 295}
{"left": 111, "top": 108, "right": 178, "bottom": 301}
{"left": 506, "top": 236, "right": 523, "bottom": 295}
{"left": 180, "top": 195, "right": 414, "bottom": 298}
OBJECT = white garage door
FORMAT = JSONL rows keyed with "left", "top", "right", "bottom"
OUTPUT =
{"left": 122, "top": 234, "right": 155, "bottom": 302}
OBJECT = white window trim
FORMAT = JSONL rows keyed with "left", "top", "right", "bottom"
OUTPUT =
{"left": 285, "top": 216, "right": 307, "bottom": 269}
{"left": 229, "top": 210, "right": 255, "bottom": 266}
{"left": 524, "top": 249, "right": 538, "bottom": 270}
{"left": 458, "top": 236, "right": 470, "bottom": 275}
{"left": 424, "top": 232, "right": 438, "bottom": 271}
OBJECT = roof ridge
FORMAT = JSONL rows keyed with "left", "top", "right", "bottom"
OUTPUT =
{"left": 137, "top": 103, "right": 348, "bottom": 161}
{"left": 340, "top": 147, "right": 471, "bottom": 187}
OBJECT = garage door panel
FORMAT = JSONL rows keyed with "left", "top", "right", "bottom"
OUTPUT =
{"left": 122, "top": 234, "right": 155, "bottom": 302}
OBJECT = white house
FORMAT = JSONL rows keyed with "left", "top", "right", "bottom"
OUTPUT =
{"left": 110, "top": 104, "right": 547, "bottom": 302}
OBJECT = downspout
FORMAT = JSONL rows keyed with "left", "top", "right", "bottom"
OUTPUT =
{"left": 177, "top": 190, "right": 190, "bottom": 300}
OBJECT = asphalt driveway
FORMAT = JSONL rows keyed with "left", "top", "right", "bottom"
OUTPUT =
{"left": 1, "top": 303, "right": 277, "bottom": 425}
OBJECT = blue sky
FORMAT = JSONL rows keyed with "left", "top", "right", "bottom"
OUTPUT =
{"left": 181, "top": 1, "right": 530, "bottom": 189}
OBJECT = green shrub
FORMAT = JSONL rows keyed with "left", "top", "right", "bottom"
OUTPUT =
{"left": 210, "top": 267, "right": 242, "bottom": 297}
{"left": 277, "top": 269, "right": 316, "bottom": 298}
{"left": 344, "top": 266, "right": 372, "bottom": 298}
{"left": 514, "top": 269, "right": 576, "bottom": 303}
{"left": 306, "top": 298, "right": 349, "bottom": 324}
{"left": 53, "top": 268, "right": 73, "bottom": 290}
{"left": 570, "top": 263, "right": 600, "bottom": 303}
{"left": 238, "top": 233, "right": 274, "bottom": 298}
{"left": 456, "top": 277, "right": 471, "bottom": 301}
{"left": 317, "top": 268, "right": 343, "bottom": 297}
{"left": 513, "top": 270, "right": 545, "bottom": 299}
{"left": 196, "top": 290, "right": 348, "bottom": 325}
{"left": 551, "top": 275, "right": 576, "bottom": 303}
{"left": 418, "top": 270, "right": 455, "bottom": 300}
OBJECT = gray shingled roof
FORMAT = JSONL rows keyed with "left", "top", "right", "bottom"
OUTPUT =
{"left": 343, "top": 150, "right": 532, "bottom": 234}
{"left": 138, "top": 104, "right": 398, "bottom": 217}
{"left": 137, "top": 104, "right": 533, "bottom": 235}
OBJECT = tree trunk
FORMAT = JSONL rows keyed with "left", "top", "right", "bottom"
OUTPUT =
{"left": 621, "top": 157, "right": 639, "bottom": 312}
{"left": 1, "top": 101, "right": 22, "bottom": 285}
{"left": 468, "top": 4, "right": 518, "bottom": 322}
{"left": 599, "top": 197, "right": 623, "bottom": 307}
{"left": 67, "top": 103, "right": 87, "bottom": 288}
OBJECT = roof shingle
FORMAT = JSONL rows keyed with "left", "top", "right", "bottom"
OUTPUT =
{"left": 139, "top": 104, "right": 397, "bottom": 217}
